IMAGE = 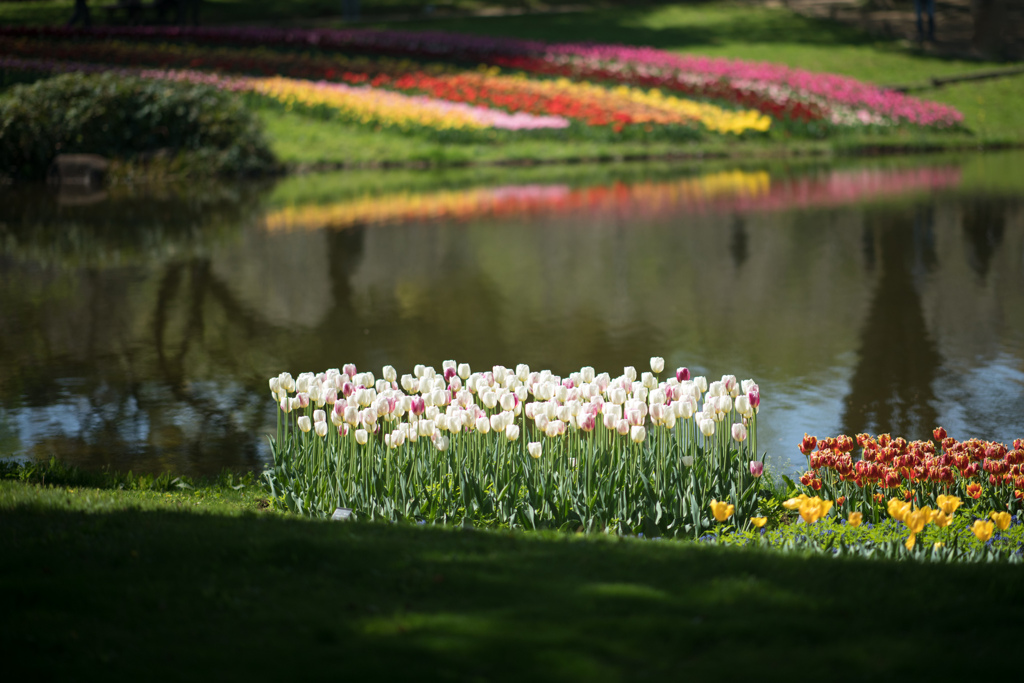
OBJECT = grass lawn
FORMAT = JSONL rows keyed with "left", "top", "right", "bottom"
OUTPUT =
{"left": 3, "top": 475, "right": 1023, "bottom": 680}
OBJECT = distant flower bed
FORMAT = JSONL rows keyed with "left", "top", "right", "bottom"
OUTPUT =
{"left": 0, "top": 26, "right": 963, "bottom": 132}
{"left": 0, "top": 36, "right": 769, "bottom": 138}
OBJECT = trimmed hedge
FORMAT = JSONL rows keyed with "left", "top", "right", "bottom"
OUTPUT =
{"left": 0, "top": 72, "right": 277, "bottom": 180}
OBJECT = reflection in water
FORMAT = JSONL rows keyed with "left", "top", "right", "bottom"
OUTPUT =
{"left": 263, "top": 167, "right": 962, "bottom": 233}
{"left": 841, "top": 208, "right": 941, "bottom": 439}
{"left": 1, "top": 158, "right": 1023, "bottom": 476}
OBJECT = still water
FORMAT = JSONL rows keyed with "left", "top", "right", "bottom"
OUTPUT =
{"left": 1, "top": 153, "right": 1022, "bottom": 477}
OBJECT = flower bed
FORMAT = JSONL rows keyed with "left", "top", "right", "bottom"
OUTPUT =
{"left": 264, "top": 358, "right": 765, "bottom": 538}
{"left": 795, "top": 428, "right": 1024, "bottom": 515}
{"left": 0, "top": 25, "right": 964, "bottom": 129}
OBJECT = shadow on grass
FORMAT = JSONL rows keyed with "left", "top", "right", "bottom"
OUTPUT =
{"left": 3, "top": 501, "right": 1022, "bottom": 679}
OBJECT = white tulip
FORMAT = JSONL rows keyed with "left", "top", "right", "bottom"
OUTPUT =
{"left": 482, "top": 391, "right": 498, "bottom": 410}
{"left": 418, "top": 420, "right": 435, "bottom": 437}
{"left": 490, "top": 414, "right": 505, "bottom": 433}
{"left": 616, "top": 419, "right": 630, "bottom": 436}
{"left": 475, "top": 416, "right": 491, "bottom": 434}
{"left": 630, "top": 425, "right": 647, "bottom": 443}
{"left": 314, "top": 421, "right": 328, "bottom": 438}
{"left": 528, "top": 441, "right": 542, "bottom": 459}
{"left": 313, "top": 409, "right": 326, "bottom": 423}
{"left": 458, "top": 363, "right": 471, "bottom": 380}
{"left": 278, "top": 372, "right": 295, "bottom": 393}
{"left": 699, "top": 418, "right": 716, "bottom": 437}
{"left": 432, "top": 434, "right": 450, "bottom": 451}
{"left": 731, "top": 423, "right": 748, "bottom": 442}
{"left": 506, "top": 424, "right": 520, "bottom": 441}
{"left": 355, "top": 429, "right": 368, "bottom": 445}
{"left": 413, "top": 364, "right": 425, "bottom": 378}
{"left": 623, "top": 366, "right": 637, "bottom": 382}
{"left": 681, "top": 455, "right": 694, "bottom": 467}
{"left": 580, "top": 366, "right": 595, "bottom": 384}
{"left": 382, "top": 365, "right": 397, "bottom": 383}
{"left": 297, "top": 416, "right": 312, "bottom": 432}
{"left": 694, "top": 376, "right": 708, "bottom": 393}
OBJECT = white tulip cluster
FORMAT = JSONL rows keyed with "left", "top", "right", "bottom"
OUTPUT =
{"left": 269, "top": 357, "right": 760, "bottom": 457}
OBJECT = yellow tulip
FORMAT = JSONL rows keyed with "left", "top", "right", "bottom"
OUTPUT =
{"left": 783, "top": 494, "right": 808, "bottom": 510}
{"left": 750, "top": 516, "right": 767, "bottom": 528}
{"left": 905, "top": 508, "right": 930, "bottom": 535}
{"left": 932, "top": 511, "right": 952, "bottom": 528}
{"left": 709, "top": 499, "right": 735, "bottom": 523}
{"left": 971, "top": 520, "right": 994, "bottom": 543}
{"left": 936, "top": 494, "right": 962, "bottom": 516}
{"left": 798, "top": 497, "right": 832, "bottom": 524}
{"left": 887, "top": 498, "right": 911, "bottom": 523}
{"left": 990, "top": 511, "right": 1011, "bottom": 531}
{"left": 905, "top": 533, "right": 916, "bottom": 550}
{"left": 933, "top": 542, "right": 945, "bottom": 549}
{"left": 847, "top": 512, "right": 863, "bottom": 528}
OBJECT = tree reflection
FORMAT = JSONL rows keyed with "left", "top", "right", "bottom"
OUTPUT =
{"left": 840, "top": 205, "right": 941, "bottom": 439}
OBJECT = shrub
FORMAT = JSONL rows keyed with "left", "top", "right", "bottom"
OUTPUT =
{"left": 0, "top": 71, "right": 277, "bottom": 180}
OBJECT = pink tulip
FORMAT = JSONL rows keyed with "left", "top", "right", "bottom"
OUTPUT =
{"left": 749, "top": 461, "right": 764, "bottom": 478}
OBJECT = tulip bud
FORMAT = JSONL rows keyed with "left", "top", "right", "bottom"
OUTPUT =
{"left": 297, "top": 416, "right": 312, "bottom": 433}
{"left": 458, "top": 363, "right": 471, "bottom": 380}
{"left": 699, "top": 418, "right": 715, "bottom": 437}
{"left": 681, "top": 455, "right": 694, "bottom": 467}
{"left": 381, "top": 365, "right": 397, "bottom": 383}
{"left": 650, "top": 357, "right": 665, "bottom": 374}
{"left": 506, "top": 424, "right": 520, "bottom": 441}
{"left": 314, "top": 421, "right": 328, "bottom": 438}
{"left": 630, "top": 425, "right": 647, "bottom": 443}
{"left": 749, "top": 460, "right": 764, "bottom": 477}
{"left": 341, "top": 364, "right": 356, "bottom": 378}
{"left": 676, "top": 367, "right": 690, "bottom": 383}
{"left": 694, "top": 376, "right": 708, "bottom": 393}
{"left": 616, "top": 419, "right": 630, "bottom": 436}
{"left": 279, "top": 396, "right": 293, "bottom": 413}
{"left": 623, "top": 366, "right": 637, "bottom": 382}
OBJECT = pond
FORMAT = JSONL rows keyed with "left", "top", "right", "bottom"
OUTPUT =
{"left": 1, "top": 151, "right": 1022, "bottom": 478}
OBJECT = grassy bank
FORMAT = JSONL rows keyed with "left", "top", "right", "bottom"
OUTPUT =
{"left": 2, "top": 471, "right": 1023, "bottom": 680}
{"left": 3, "top": 2, "right": 1023, "bottom": 167}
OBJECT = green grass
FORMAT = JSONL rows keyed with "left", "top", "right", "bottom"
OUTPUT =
{"left": 3, "top": 474, "right": 1023, "bottom": 680}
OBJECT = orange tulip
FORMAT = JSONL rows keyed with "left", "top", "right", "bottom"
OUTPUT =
{"left": 966, "top": 483, "right": 982, "bottom": 499}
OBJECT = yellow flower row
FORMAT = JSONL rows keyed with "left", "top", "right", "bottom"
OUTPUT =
{"left": 500, "top": 73, "right": 772, "bottom": 134}
{"left": 251, "top": 76, "right": 489, "bottom": 131}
